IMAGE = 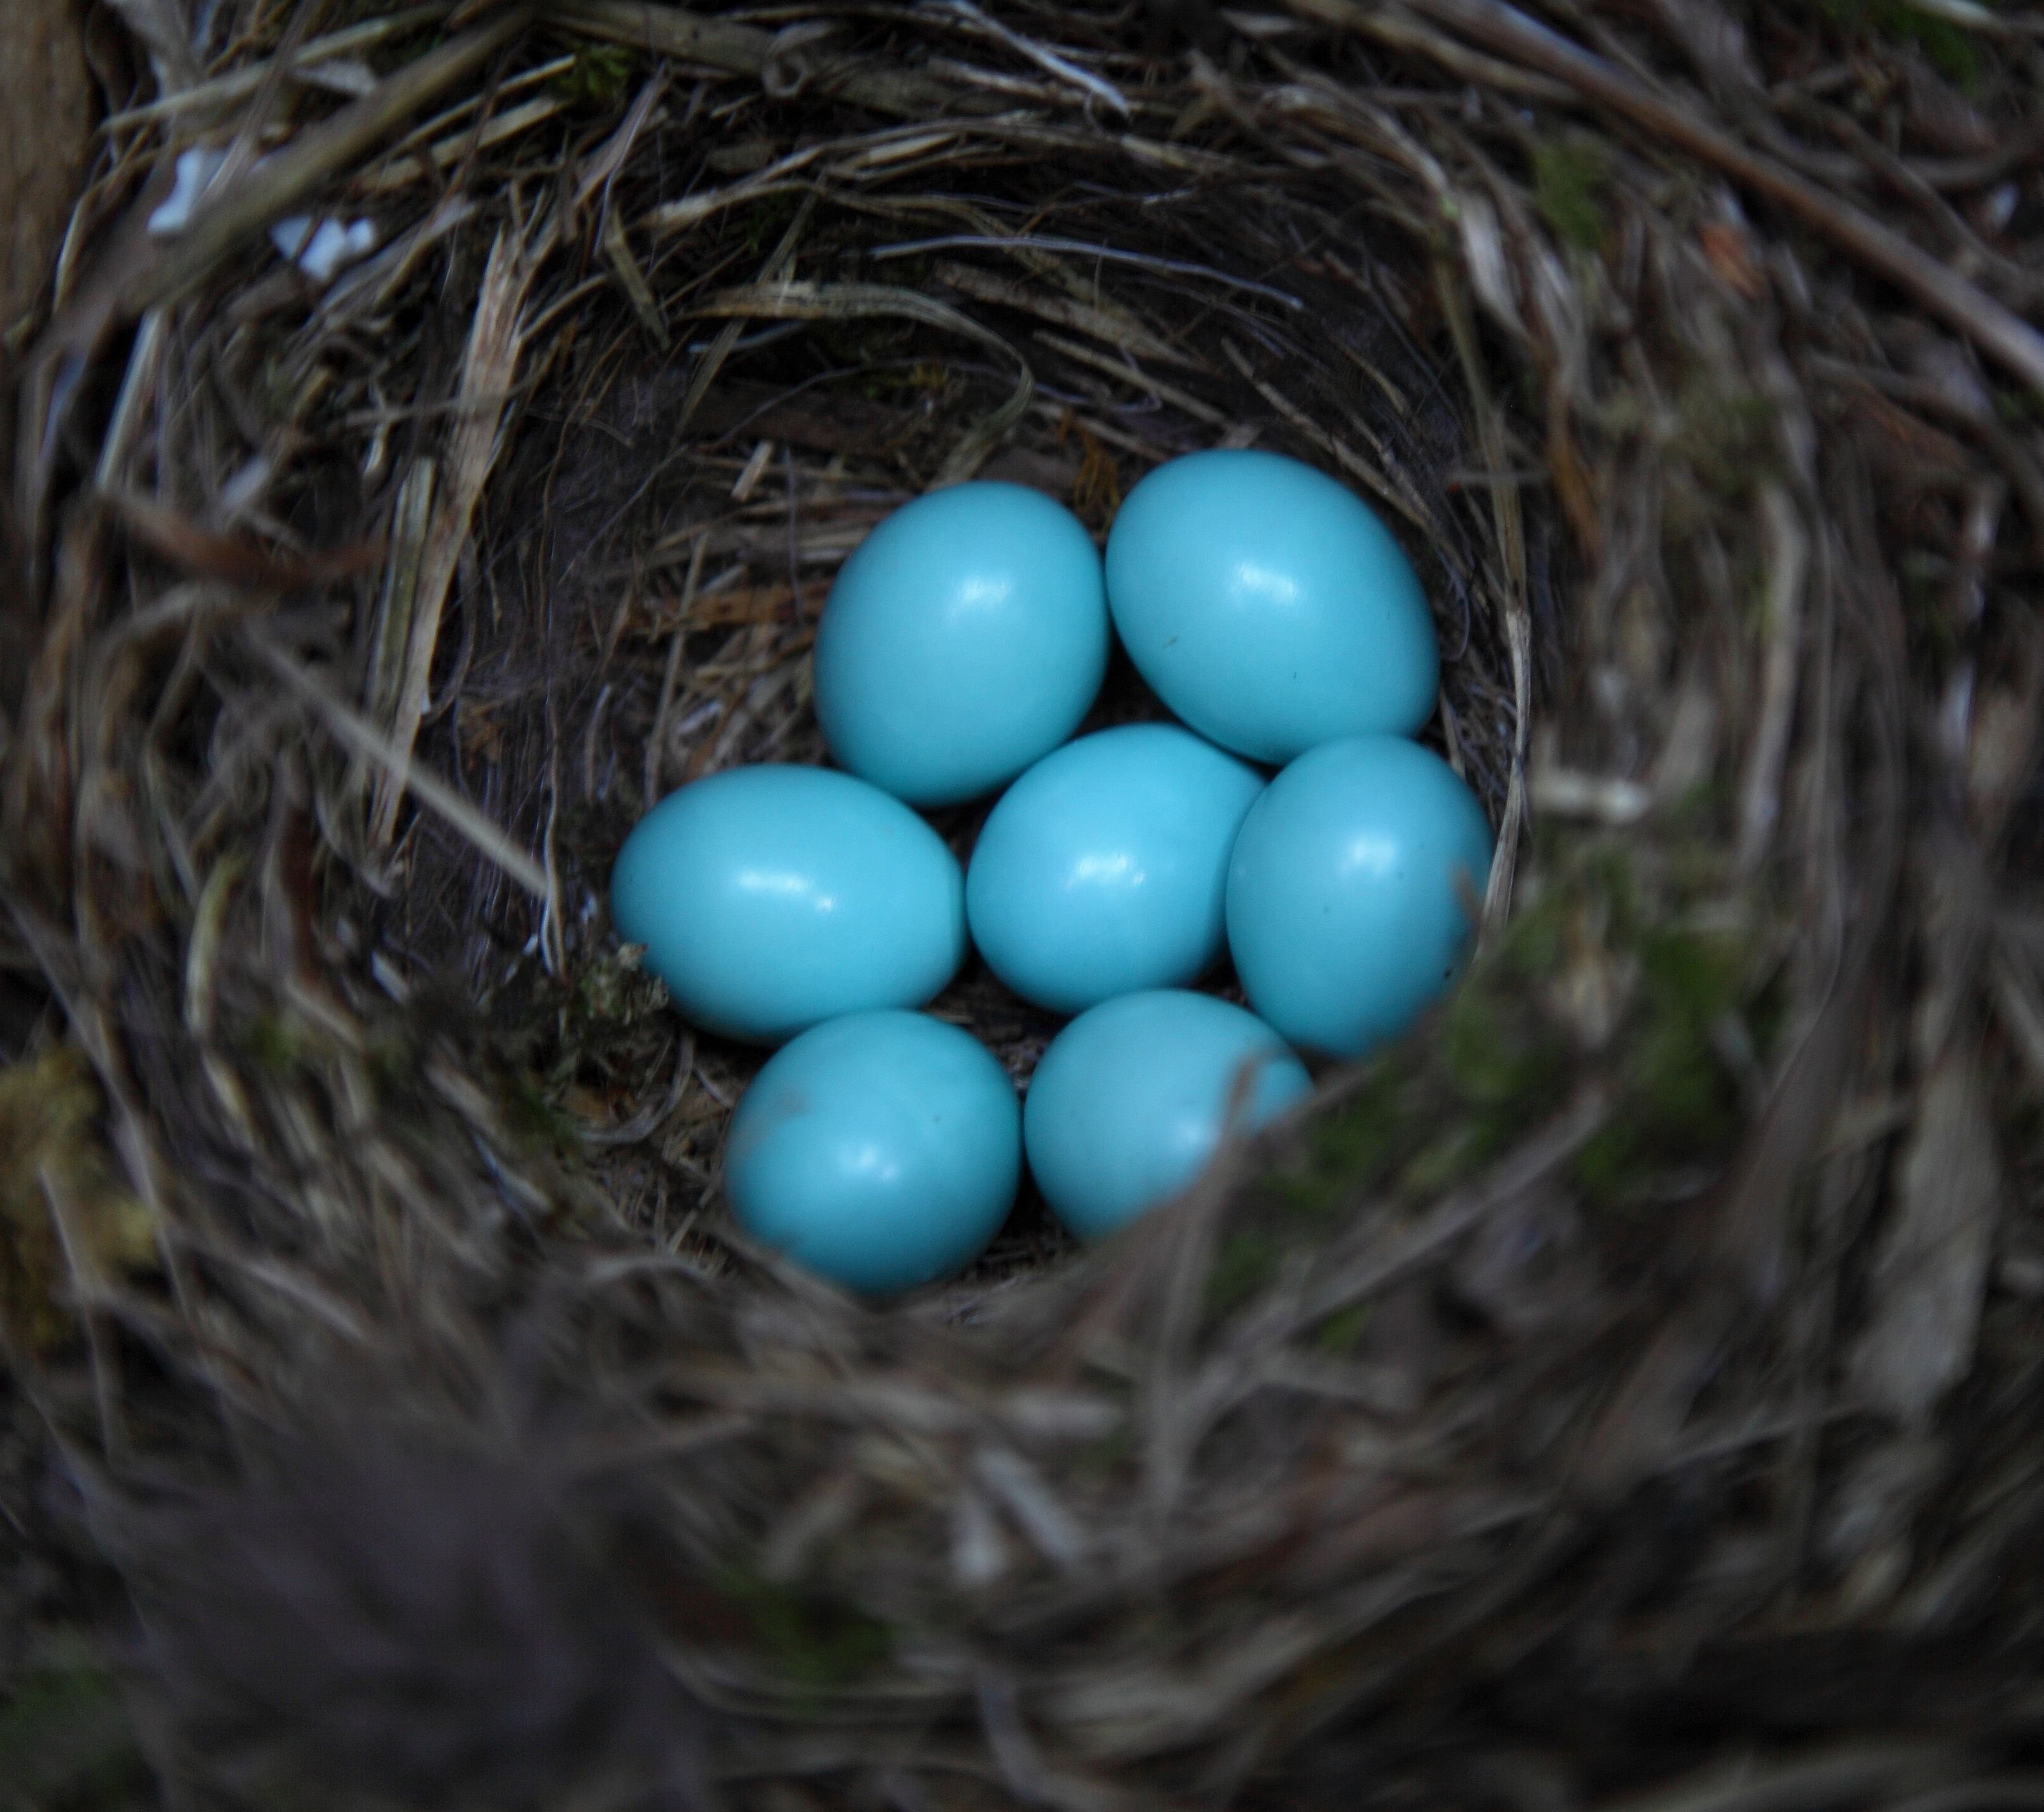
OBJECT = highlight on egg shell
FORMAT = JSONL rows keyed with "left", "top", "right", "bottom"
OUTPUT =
{"left": 813, "top": 481, "right": 1110, "bottom": 807}
{"left": 724, "top": 1011, "right": 1022, "bottom": 1296}
{"left": 1024, "top": 990, "right": 1311, "bottom": 1243}
{"left": 610, "top": 764, "right": 966, "bottom": 1045}
{"left": 966, "top": 724, "right": 1265, "bottom": 1015}
{"left": 1104, "top": 448, "right": 1439, "bottom": 765}
{"left": 1226, "top": 734, "right": 1494, "bottom": 1060}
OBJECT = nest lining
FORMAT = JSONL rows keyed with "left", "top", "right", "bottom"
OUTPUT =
{"left": 4, "top": 1, "right": 2044, "bottom": 1808}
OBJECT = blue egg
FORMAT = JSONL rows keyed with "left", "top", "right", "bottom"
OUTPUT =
{"left": 815, "top": 483, "right": 1109, "bottom": 806}
{"left": 1104, "top": 449, "right": 1439, "bottom": 764}
{"left": 611, "top": 765, "right": 966, "bottom": 1044}
{"left": 1226, "top": 736, "right": 1494, "bottom": 1059}
{"left": 966, "top": 725, "right": 1264, "bottom": 1015}
{"left": 724, "top": 1011, "right": 1021, "bottom": 1294}
{"left": 1024, "top": 991, "right": 1310, "bottom": 1241}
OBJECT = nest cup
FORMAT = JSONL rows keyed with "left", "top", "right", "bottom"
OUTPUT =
{"left": 6, "top": 3, "right": 2044, "bottom": 1808}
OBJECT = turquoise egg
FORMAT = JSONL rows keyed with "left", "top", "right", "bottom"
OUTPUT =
{"left": 724, "top": 1011, "right": 1021, "bottom": 1295}
{"left": 815, "top": 482, "right": 1109, "bottom": 806}
{"left": 966, "top": 724, "right": 1264, "bottom": 1014}
{"left": 610, "top": 765, "right": 965, "bottom": 1044}
{"left": 1024, "top": 991, "right": 1310, "bottom": 1241}
{"left": 1104, "top": 449, "right": 1439, "bottom": 763}
{"left": 1226, "top": 736, "right": 1494, "bottom": 1059}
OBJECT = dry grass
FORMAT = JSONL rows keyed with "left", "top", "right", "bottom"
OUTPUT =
{"left": 4, "top": 1, "right": 2044, "bottom": 1807}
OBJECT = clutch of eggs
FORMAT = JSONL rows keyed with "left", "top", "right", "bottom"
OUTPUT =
{"left": 608, "top": 451, "right": 1494, "bottom": 1295}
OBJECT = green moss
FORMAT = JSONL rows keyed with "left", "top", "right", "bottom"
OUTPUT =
{"left": 1996, "top": 387, "right": 2044, "bottom": 428}
{"left": 550, "top": 42, "right": 638, "bottom": 110}
{"left": 1533, "top": 136, "right": 1613, "bottom": 255}
{"left": 1571, "top": 1120, "right": 1643, "bottom": 1204}
{"left": 0, "top": 1052, "right": 157, "bottom": 1355}
{"left": 490, "top": 1069, "right": 580, "bottom": 1159}
{"left": 0, "top": 1638, "right": 147, "bottom": 1809}
{"left": 1071, "top": 1419, "right": 1137, "bottom": 1479}
{"left": 1208, "top": 1229, "right": 1284, "bottom": 1318}
{"left": 1309, "top": 1068, "right": 1407, "bottom": 1188}
{"left": 1401, "top": 1119, "right": 1499, "bottom": 1196}
{"left": 1441, "top": 985, "right": 1566, "bottom": 1117}
{"left": 713, "top": 1569, "right": 890, "bottom": 1691}
{"left": 1640, "top": 926, "right": 1744, "bottom": 1033}
{"left": 740, "top": 191, "right": 808, "bottom": 261}
{"left": 1807, "top": 0, "right": 1987, "bottom": 85}
{"left": 1574, "top": 924, "right": 1751, "bottom": 1204}
{"left": 363, "top": 1028, "right": 415, "bottom": 1100}
{"left": 1314, "top": 1302, "right": 1374, "bottom": 1355}
{"left": 1672, "top": 385, "right": 1779, "bottom": 501}
{"left": 244, "top": 1009, "right": 303, "bottom": 1074}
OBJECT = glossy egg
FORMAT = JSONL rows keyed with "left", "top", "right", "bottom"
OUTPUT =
{"left": 814, "top": 482, "right": 1110, "bottom": 806}
{"left": 1024, "top": 991, "right": 1311, "bottom": 1241}
{"left": 966, "top": 725, "right": 1265, "bottom": 1015}
{"left": 1104, "top": 449, "right": 1439, "bottom": 763}
{"left": 1226, "top": 736, "right": 1494, "bottom": 1059}
{"left": 724, "top": 1011, "right": 1021, "bottom": 1295}
{"left": 611, "top": 765, "right": 966, "bottom": 1044}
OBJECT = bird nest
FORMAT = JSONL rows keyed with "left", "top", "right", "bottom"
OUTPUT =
{"left": 5, "top": 2, "right": 2044, "bottom": 1808}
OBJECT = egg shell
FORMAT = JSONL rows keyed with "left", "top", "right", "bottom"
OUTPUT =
{"left": 610, "top": 765, "right": 966, "bottom": 1045}
{"left": 1104, "top": 449, "right": 1439, "bottom": 764}
{"left": 1226, "top": 735, "right": 1494, "bottom": 1059}
{"left": 814, "top": 482, "right": 1110, "bottom": 806}
{"left": 966, "top": 724, "right": 1265, "bottom": 1015}
{"left": 1024, "top": 991, "right": 1310, "bottom": 1242}
{"left": 724, "top": 1011, "right": 1021, "bottom": 1295}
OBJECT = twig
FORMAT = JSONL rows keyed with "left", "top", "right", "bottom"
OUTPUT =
{"left": 1736, "top": 485, "right": 1811, "bottom": 872}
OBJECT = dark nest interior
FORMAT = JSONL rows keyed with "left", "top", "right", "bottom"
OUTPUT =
{"left": 5, "top": 2, "right": 2044, "bottom": 1808}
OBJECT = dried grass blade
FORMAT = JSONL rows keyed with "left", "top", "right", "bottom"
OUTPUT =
{"left": 358, "top": 459, "right": 436, "bottom": 814}
{"left": 1292, "top": 1085, "right": 1609, "bottom": 1335}
{"left": 1433, "top": 255, "right": 1529, "bottom": 932}
{"left": 552, "top": 0, "right": 776, "bottom": 78}
{"left": 879, "top": 233, "right": 1305, "bottom": 312}
{"left": 555, "top": 0, "right": 986, "bottom": 122}
{"left": 1592, "top": 1744, "right": 1968, "bottom": 1812}
{"left": 103, "top": 0, "right": 203, "bottom": 93}
{"left": 931, "top": 0, "right": 1131, "bottom": 119}
{"left": 359, "top": 94, "right": 567, "bottom": 196}
{"left": 371, "top": 208, "right": 555, "bottom": 846}
{"left": 1851, "top": 1040, "right": 2004, "bottom": 1425}
{"left": 601, "top": 206, "right": 669, "bottom": 348}
{"left": 574, "top": 67, "right": 670, "bottom": 218}
{"left": 674, "top": 194, "right": 815, "bottom": 445}
{"left": 1371, "top": 0, "right": 2044, "bottom": 397}
{"left": 1994, "top": 932, "right": 2044, "bottom": 1098}
{"left": 1735, "top": 485, "right": 1811, "bottom": 872}
{"left": 694, "top": 280, "right": 1034, "bottom": 485}
{"left": 247, "top": 632, "right": 550, "bottom": 900}
{"left": 937, "top": 262, "right": 1202, "bottom": 373}
{"left": 104, "top": 491, "right": 386, "bottom": 590}
{"left": 102, "top": 6, "right": 453, "bottom": 127}
{"left": 1034, "top": 331, "right": 1227, "bottom": 427}
{"left": 138, "top": 5, "right": 536, "bottom": 315}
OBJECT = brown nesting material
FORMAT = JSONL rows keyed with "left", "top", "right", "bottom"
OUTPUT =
{"left": 0, "top": 0, "right": 94, "bottom": 341}
{"left": 3, "top": 3, "right": 2044, "bottom": 1809}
